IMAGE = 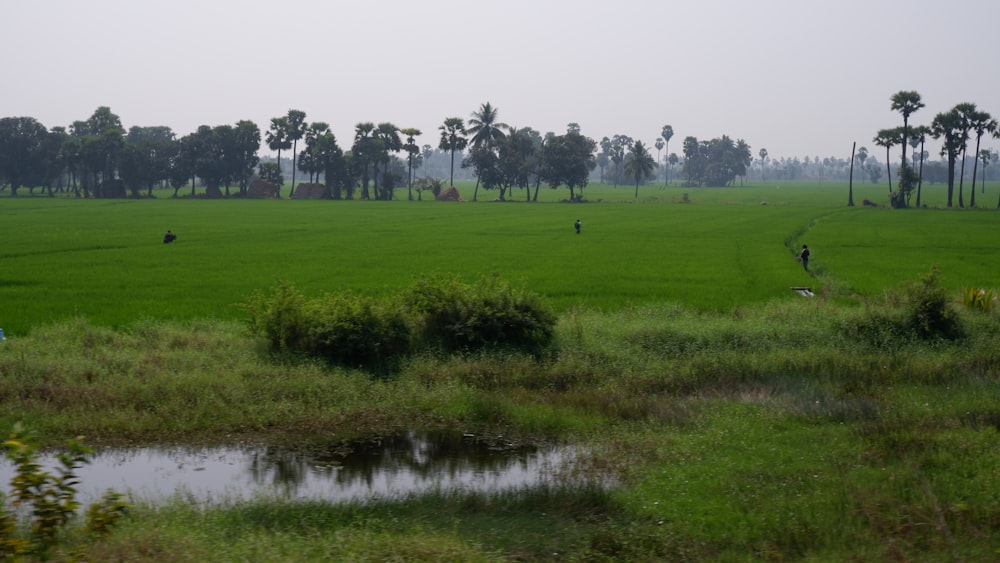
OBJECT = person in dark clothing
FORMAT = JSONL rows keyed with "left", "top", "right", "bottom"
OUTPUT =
{"left": 799, "top": 244, "right": 810, "bottom": 271}
{"left": 574, "top": 219, "right": 582, "bottom": 234}
{"left": 163, "top": 230, "right": 177, "bottom": 244}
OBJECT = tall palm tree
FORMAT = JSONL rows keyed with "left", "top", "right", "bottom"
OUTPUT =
{"left": 624, "top": 140, "right": 656, "bottom": 200}
{"left": 930, "top": 108, "right": 967, "bottom": 208}
{"left": 953, "top": 103, "right": 977, "bottom": 207}
{"left": 873, "top": 128, "right": 902, "bottom": 195}
{"left": 890, "top": 91, "right": 924, "bottom": 168}
{"left": 467, "top": 102, "right": 507, "bottom": 149}
{"left": 438, "top": 117, "right": 467, "bottom": 188}
{"left": 265, "top": 116, "right": 291, "bottom": 197}
{"left": 285, "top": 109, "right": 306, "bottom": 197}
{"left": 372, "top": 122, "right": 401, "bottom": 200}
{"left": 967, "top": 110, "right": 996, "bottom": 207}
{"left": 654, "top": 138, "right": 665, "bottom": 184}
{"left": 661, "top": 125, "right": 674, "bottom": 186}
{"left": 758, "top": 148, "right": 768, "bottom": 181}
{"left": 467, "top": 102, "right": 507, "bottom": 201}
{"left": 352, "top": 122, "right": 376, "bottom": 200}
{"left": 400, "top": 128, "right": 421, "bottom": 200}
{"left": 910, "top": 125, "right": 929, "bottom": 207}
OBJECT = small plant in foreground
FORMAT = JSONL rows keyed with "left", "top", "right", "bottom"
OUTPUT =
{"left": 1, "top": 424, "right": 130, "bottom": 559}
{"left": 961, "top": 287, "right": 996, "bottom": 313}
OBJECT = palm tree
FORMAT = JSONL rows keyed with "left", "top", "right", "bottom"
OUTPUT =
{"left": 285, "top": 109, "right": 307, "bottom": 197}
{"left": 910, "top": 125, "right": 930, "bottom": 207}
{"left": 373, "top": 122, "right": 401, "bottom": 200}
{"left": 438, "top": 117, "right": 467, "bottom": 188}
{"left": 873, "top": 128, "right": 902, "bottom": 195}
{"left": 624, "top": 140, "right": 656, "bottom": 200}
{"left": 654, "top": 138, "right": 665, "bottom": 184}
{"left": 758, "top": 148, "right": 768, "bottom": 181}
{"left": 400, "top": 128, "right": 421, "bottom": 200}
{"left": 890, "top": 91, "right": 924, "bottom": 168}
{"left": 265, "top": 117, "right": 291, "bottom": 197}
{"left": 467, "top": 102, "right": 507, "bottom": 201}
{"left": 661, "top": 125, "right": 674, "bottom": 186}
{"left": 930, "top": 108, "right": 967, "bottom": 208}
{"left": 967, "top": 110, "right": 996, "bottom": 207}
{"left": 953, "top": 103, "right": 977, "bottom": 207}
{"left": 352, "top": 122, "right": 377, "bottom": 200}
{"left": 467, "top": 102, "right": 507, "bottom": 149}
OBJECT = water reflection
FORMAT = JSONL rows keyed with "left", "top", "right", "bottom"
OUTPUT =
{"left": 1, "top": 431, "right": 581, "bottom": 505}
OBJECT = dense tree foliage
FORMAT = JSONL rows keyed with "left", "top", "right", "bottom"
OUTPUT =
{"left": 681, "top": 135, "right": 752, "bottom": 187}
{"left": 3, "top": 95, "right": 997, "bottom": 203}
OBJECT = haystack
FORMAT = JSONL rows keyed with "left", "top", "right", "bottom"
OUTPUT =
{"left": 436, "top": 187, "right": 463, "bottom": 201}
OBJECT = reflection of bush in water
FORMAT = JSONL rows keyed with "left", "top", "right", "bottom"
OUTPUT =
{"left": 249, "top": 431, "right": 558, "bottom": 492}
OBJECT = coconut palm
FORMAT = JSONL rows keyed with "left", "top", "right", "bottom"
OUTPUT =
{"left": 624, "top": 140, "right": 656, "bottom": 200}
{"left": 467, "top": 102, "right": 507, "bottom": 149}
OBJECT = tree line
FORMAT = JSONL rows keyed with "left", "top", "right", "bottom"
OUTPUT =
{"left": 0, "top": 103, "right": 768, "bottom": 201}
{"left": 861, "top": 91, "right": 1000, "bottom": 208}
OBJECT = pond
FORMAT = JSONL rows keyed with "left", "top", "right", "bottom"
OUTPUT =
{"left": 1, "top": 431, "right": 585, "bottom": 505}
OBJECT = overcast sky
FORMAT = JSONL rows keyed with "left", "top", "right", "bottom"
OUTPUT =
{"left": 5, "top": 0, "right": 999, "bottom": 161}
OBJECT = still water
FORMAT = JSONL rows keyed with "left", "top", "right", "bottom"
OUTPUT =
{"left": 1, "top": 431, "right": 582, "bottom": 505}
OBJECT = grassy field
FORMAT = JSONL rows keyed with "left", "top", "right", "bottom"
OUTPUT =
{"left": 2, "top": 180, "right": 998, "bottom": 336}
{"left": 3, "top": 181, "right": 1000, "bottom": 561}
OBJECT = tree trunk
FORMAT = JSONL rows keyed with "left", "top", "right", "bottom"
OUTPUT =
{"left": 916, "top": 140, "right": 925, "bottom": 207}
{"left": 848, "top": 142, "right": 855, "bottom": 206}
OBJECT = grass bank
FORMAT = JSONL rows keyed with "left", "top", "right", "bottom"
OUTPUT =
{"left": 3, "top": 283, "right": 1000, "bottom": 559}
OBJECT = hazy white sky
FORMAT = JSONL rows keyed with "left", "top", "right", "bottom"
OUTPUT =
{"left": 5, "top": 0, "right": 999, "bottom": 160}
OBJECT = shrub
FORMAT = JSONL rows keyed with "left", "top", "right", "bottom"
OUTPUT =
{"left": 1, "top": 424, "right": 129, "bottom": 560}
{"left": 242, "top": 281, "right": 310, "bottom": 351}
{"left": 842, "top": 269, "right": 963, "bottom": 346}
{"left": 404, "top": 274, "right": 557, "bottom": 355}
{"left": 243, "top": 283, "right": 411, "bottom": 371}
{"left": 303, "top": 292, "right": 411, "bottom": 371}
{"left": 906, "top": 268, "right": 962, "bottom": 339}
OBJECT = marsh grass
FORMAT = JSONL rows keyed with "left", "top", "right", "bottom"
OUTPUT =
{"left": 4, "top": 283, "right": 1000, "bottom": 559}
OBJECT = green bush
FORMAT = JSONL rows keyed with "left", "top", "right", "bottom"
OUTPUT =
{"left": 905, "top": 268, "right": 962, "bottom": 339}
{"left": 243, "top": 276, "right": 556, "bottom": 370}
{"left": 405, "top": 274, "right": 557, "bottom": 355}
{"left": 841, "top": 269, "right": 963, "bottom": 347}
{"left": 243, "top": 283, "right": 411, "bottom": 371}
{"left": 242, "top": 281, "right": 310, "bottom": 351}
{"left": 304, "top": 292, "right": 411, "bottom": 371}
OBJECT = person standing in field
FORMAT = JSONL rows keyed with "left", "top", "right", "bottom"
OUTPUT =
{"left": 575, "top": 219, "right": 582, "bottom": 234}
{"left": 799, "top": 244, "right": 810, "bottom": 271}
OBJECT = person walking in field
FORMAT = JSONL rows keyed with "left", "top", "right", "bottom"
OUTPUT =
{"left": 799, "top": 244, "right": 810, "bottom": 271}
{"left": 574, "top": 219, "right": 582, "bottom": 234}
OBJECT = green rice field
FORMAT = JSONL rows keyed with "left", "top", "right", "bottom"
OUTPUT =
{"left": 2, "top": 180, "right": 997, "bottom": 336}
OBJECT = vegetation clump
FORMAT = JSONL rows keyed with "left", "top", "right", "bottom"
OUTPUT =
{"left": 243, "top": 275, "right": 557, "bottom": 370}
